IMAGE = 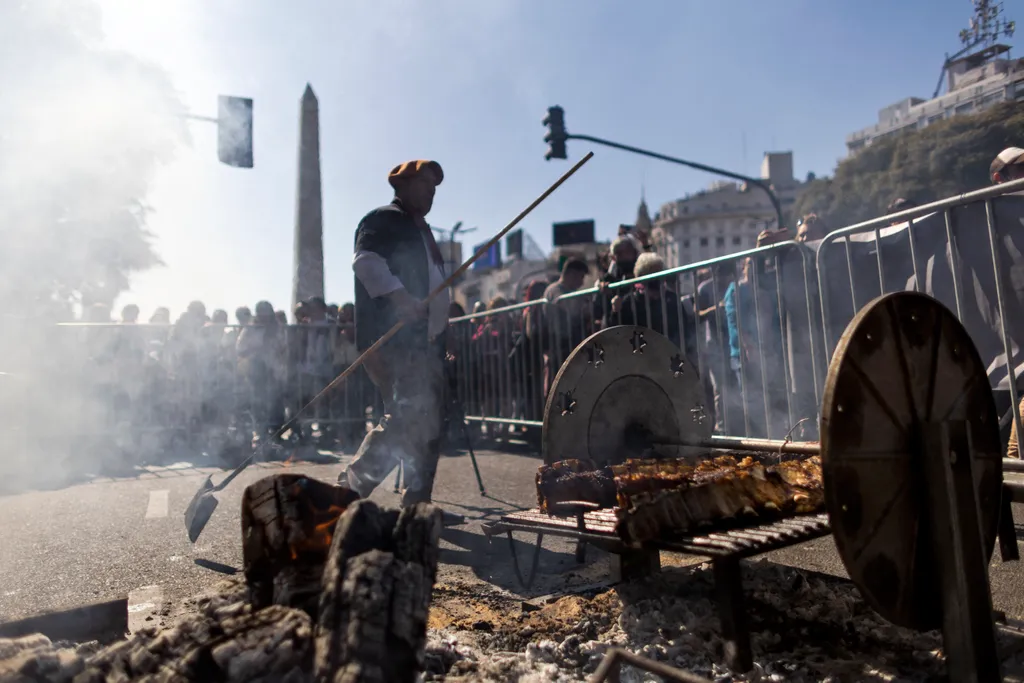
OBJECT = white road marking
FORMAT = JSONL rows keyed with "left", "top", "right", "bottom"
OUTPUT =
{"left": 127, "top": 585, "right": 163, "bottom": 634}
{"left": 145, "top": 490, "right": 169, "bottom": 519}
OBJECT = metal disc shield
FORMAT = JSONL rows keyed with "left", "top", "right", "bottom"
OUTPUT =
{"left": 821, "top": 292, "right": 1002, "bottom": 630}
{"left": 542, "top": 326, "right": 711, "bottom": 467}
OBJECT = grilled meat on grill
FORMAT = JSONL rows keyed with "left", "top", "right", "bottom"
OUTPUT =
{"left": 536, "top": 459, "right": 617, "bottom": 513}
{"left": 613, "top": 455, "right": 745, "bottom": 509}
{"left": 536, "top": 454, "right": 765, "bottom": 515}
{"left": 615, "top": 456, "right": 824, "bottom": 545}
{"left": 536, "top": 453, "right": 824, "bottom": 543}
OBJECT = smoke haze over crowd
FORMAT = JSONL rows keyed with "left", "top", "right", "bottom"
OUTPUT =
{"left": 0, "top": 0, "right": 189, "bottom": 487}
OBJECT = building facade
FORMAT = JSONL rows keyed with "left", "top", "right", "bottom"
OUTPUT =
{"left": 649, "top": 152, "right": 804, "bottom": 275}
{"left": 454, "top": 256, "right": 557, "bottom": 312}
{"left": 846, "top": 45, "right": 1024, "bottom": 156}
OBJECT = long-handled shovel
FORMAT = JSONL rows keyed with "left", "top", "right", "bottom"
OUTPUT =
{"left": 185, "top": 151, "right": 594, "bottom": 542}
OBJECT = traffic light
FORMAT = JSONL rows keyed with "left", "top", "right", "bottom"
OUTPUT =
{"left": 217, "top": 95, "right": 254, "bottom": 168}
{"left": 542, "top": 105, "right": 567, "bottom": 161}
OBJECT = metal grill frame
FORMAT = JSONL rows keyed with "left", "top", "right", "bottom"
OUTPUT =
{"left": 483, "top": 507, "right": 831, "bottom": 674}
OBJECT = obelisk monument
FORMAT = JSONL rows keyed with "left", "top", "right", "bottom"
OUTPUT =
{"left": 292, "top": 83, "right": 325, "bottom": 314}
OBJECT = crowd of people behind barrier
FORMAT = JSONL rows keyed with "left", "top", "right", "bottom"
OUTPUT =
{"left": 31, "top": 152, "right": 1024, "bottom": 464}
{"left": 451, "top": 227, "right": 811, "bottom": 444}
{"left": 54, "top": 297, "right": 372, "bottom": 463}
{"left": 44, "top": 234, "right": 786, "bottom": 466}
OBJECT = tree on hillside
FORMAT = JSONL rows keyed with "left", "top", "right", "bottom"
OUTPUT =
{"left": 794, "top": 101, "right": 1024, "bottom": 228}
{"left": 0, "top": 0, "right": 188, "bottom": 322}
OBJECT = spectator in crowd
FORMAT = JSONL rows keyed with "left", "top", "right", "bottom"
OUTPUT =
{"left": 795, "top": 214, "right": 828, "bottom": 243}
{"left": 275, "top": 310, "right": 288, "bottom": 326}
{"left": 120, "top": 304, "right": 139, "bottom": 324}
{"left": 610, "top": 252, "right": 682, "bottom": 349}
{"left": 297, "top": 296, "right": 336, "bottom": 444}
{"left": 991, "top": 147, "right": 1024, "bottom": 184}
{"left": 204, "top": 310, "right": 229, "bottom": 350}
{"left": 165, "top": 301, "right": 210, "bottom": 446}
{"left": 294, "top": 300, "right": 310, "bottom": 324}
{"left": 149, "top": 307, "right": 170, "bottom": 325}
{"left": 222, "top": 306, "right": 251, "bottom": 352}
{"left": 85, "top": 303, "right": 111, "bottom": 323}
{"left": 994, "top": 150, "right": 1024, "bottom": 458}
{"left": 886, "top": 197, "right": 917, "bottom": 215}
{"left": 143, "top": 307, "right": 172, "bottom": 354}
{"left": 885, "top": 197, "right": 919, "bottom": 226}
{"left": 723, "top": 257, "right": 784, "bottom": 438}
{"left": 536, "top": 258, "right": 591, "bottom": 397}
{"left": 340, "top": 302, "right": 355, "bottom": 323}
{"left": 514, "top": 280, "right": 550, "bottom": 422}
{"left": 472, "top": 296, "right": 513, "bottom": 438}
{"left": 208, "top": 309, "right": 228, "bottom": 328}
{"left": 594, "top": 234, "right": 641, "bottom": 327}
{"left": 695, "top": 265, "right": 736, "bottom": 432}
{"left": 237, "top": 301, "right": 286, "bottom": 440}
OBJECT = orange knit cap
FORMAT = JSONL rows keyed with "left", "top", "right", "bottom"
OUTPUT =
{"left": 388, "top": 159, "right": 444, "bottom": 188}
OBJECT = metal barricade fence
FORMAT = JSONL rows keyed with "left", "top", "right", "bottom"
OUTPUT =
{"left": 450, "top": 178, "right": 1024, "bottom": 448}
{"left": 449, "top": 241, "right": 822, "bottom": 442}
{"left": 815, "top": 176, "right": 1024, "bottom": 452}
{"left": 9, "top": 322, "right": 380, "bottom": 463}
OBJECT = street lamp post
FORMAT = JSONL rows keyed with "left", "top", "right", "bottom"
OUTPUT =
{"left": 541, "top": 106, "right": 785, "bottom": 229}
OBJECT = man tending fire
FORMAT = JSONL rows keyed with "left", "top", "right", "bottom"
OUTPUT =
{"left": 342, "top": 160, "right": 462, "bottom": 520}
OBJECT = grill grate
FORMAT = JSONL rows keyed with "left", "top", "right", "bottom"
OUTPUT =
{"left": 496, "top": 508, "right": 831, "bottom": 559}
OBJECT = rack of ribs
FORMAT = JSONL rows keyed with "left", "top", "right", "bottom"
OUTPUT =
{"left": 535, "top": 454, "right": 824, "bottom": 543}
{"left": 537, "top": 454, "right": 757, "bottom": 513}
{"left": 615, "top": 456, "right": 824, "bottom": 545}
{"left": 536, "top": 459, "right": 617, "bottom": 513}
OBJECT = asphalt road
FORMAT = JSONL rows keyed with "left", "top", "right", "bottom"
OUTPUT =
{"left": 3, "top": 445, "right": 1024, "bottom": 636}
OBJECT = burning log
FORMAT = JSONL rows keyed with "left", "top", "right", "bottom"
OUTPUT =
{"left": 314, "top": 501, "right": 443, "bottom": 683}
{"left": 241, "top": 474, "right": 444, "bottom": 681}
{"left": 76, "top": 603, "right": 313, "bottom": 683}
{"left": 0, "top": 478, "right": 442, "bottom": 683}
{"left": 241, "top": 473, "right": 360, "bottom": 615}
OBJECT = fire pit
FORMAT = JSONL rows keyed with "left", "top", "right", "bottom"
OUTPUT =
{"left": 0, "top": 474, "right": 443, "bottom": 683}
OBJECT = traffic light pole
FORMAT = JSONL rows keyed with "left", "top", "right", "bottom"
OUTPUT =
{"left": 565, "top": 133, "right": 785, "bottom": 230}
{"left": 181, "top": 113, "right": 220, "bottom": 124}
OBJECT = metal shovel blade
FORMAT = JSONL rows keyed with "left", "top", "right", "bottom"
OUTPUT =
{"left": 185, "top": 476, "right": 219, "bottom": 543}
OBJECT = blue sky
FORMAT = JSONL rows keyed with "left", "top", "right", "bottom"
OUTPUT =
{"left": 95, "top": 0, "right": 1020, "bottom": 319}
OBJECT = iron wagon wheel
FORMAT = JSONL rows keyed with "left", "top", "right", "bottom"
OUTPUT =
{"left": 821, "top": 291, "right": 1002, "bottom": 630}
{"left": 542, "top": 326, "right": 711, "bottom": 468}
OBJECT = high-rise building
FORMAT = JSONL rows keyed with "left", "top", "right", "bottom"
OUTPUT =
{"left": 649, "top": 151, "right": 805, "bottom": 276}
{"left": 846, "top": 2, "right": 1022, "bottom": 156}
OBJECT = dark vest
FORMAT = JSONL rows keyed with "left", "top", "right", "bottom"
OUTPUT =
{"left": 353, "top": 200, "right": 432, "bottom": 353}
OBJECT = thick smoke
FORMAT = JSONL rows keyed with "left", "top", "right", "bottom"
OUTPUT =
{"left": 0, "top": 0, "right": 189, "bottom": 488}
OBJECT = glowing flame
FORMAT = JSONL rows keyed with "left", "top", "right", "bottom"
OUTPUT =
{"left": 283, "top": 450, "right": 297, "bottom": 468}
{"left": 288, "top": 503, "right": 347, "bottom": 559}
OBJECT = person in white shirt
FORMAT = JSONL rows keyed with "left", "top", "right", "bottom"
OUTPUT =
{"left": 343, "top": 160, "right": 459, "bottom": 520}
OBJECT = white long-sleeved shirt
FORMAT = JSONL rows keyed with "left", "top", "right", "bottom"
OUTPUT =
{"left": 352, "top": 229, "right": 450, "bottom": 339}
